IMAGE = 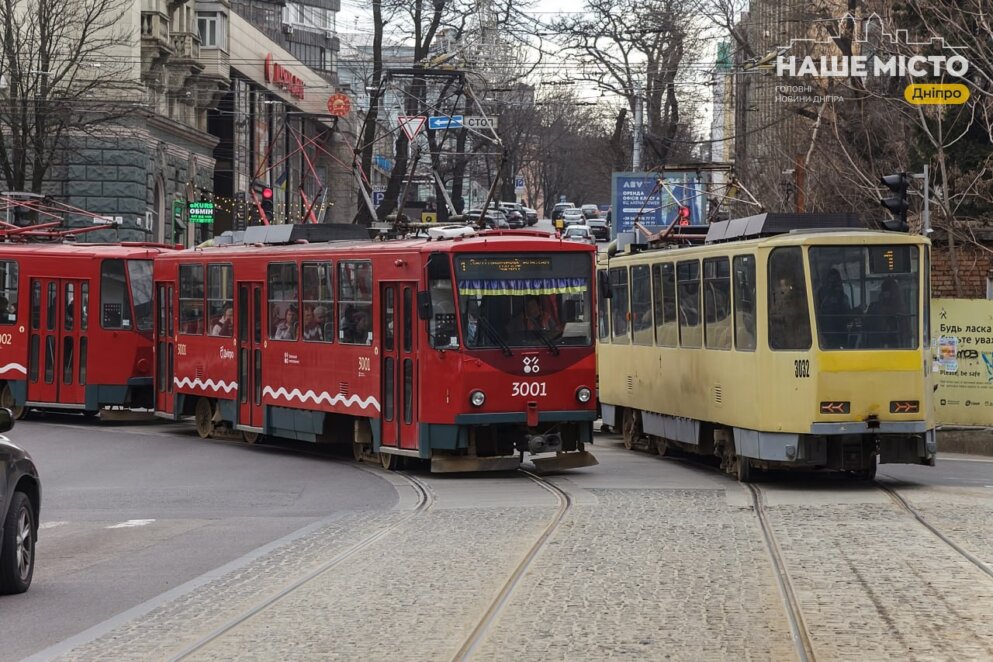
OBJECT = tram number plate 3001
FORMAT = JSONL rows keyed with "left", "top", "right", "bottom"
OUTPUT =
{"left": 512, "top": 382, "right": 547, "bottom": 397}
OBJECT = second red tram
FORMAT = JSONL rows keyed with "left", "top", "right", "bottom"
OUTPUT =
{"left": 152, "top": 226, "right": 599, "bottom": 472}
{"left": 0, "top": 242, "right": 172, "bottom": 418}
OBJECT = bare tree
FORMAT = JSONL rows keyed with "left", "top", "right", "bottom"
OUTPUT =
{"left": 0, "top": 0, "right": 137, "bottom": 194}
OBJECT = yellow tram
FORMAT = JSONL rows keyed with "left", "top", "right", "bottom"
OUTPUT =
{"left": 596, "top": 213, "right": 936, "bottom": 481}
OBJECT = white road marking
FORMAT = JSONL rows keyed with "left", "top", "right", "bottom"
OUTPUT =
{"left": 39, "top": 521, "right": 67, "bottom": 530}
{"left": 107, "top": 519, "right": 156, "bottom": 529}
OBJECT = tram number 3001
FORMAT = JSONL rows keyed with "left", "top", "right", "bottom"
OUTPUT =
{"left": 512, "top": 381, "right": 547, "bottom": 397}
{"left": 794, "top": 359, "right": 810, "bottom": 378}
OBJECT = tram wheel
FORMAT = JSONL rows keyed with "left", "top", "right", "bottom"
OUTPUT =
{"left": 621, "top": 409, "right": 642, "bottom": 451}
{"left": 851, "top": 457, "right": 877, "bottom": 481}
{"left": 655, "top": 437, "right": 673, "bottom": 457}
{"left": 81, "top": 410, "right": 100, "bottom": 420}
{"left": 380, "top": 451, "right": 401, "bottom": 471}
{"left": 1, "top": 384, "right": 25, "bottom": 421}
{"left": 242, "top": 430, "right": 261, "bottom": 444}
{"left": 194, "top": 398, "right": 215, "bottom": 439}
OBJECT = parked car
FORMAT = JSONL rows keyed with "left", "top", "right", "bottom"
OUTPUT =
{"left": 551, "top": 202, "right": 575, "bottom": 221}
{"left": 586, "top": 217, "right": 611, "bottom": 241}
{"left": 1, "top": 409, "right": 39, "bottom": 595}
{"left": 561, "top": 208, "right": 585, "bottom": 226}
{"left": 580, "top": 204, "right": 600, "bottom": 219}
{"left": 466, "top": 209, "right": 510, "bottom": 229}
{"left": 562, "top": 225, "right": 596, "bottom": 245}
{"left": 522, "top": 207, "right": 539, "bottom": 225}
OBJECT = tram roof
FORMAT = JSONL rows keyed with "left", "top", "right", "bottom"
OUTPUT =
{"left": 0, "top": 241, "right": 175, "bottom": 258}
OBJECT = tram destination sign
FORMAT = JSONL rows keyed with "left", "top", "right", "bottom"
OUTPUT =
{"left": 457, "top": 254, "right": 588, "bottom": 278}
{"left": 188, "top": 201, "right": 215, "bottom": 224}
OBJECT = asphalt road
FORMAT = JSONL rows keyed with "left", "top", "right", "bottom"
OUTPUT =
{"left": 0, "top": 414, "right": 397, "bottom": 662}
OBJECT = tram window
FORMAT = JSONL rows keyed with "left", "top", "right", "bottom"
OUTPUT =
{"left": 338, "top": 261, "right": 372, "bottom": 345}
{"left": 63, "top": 337, "right": 73, "bottom": 385}
{"left": 609, "top": 267, "right": 629, "bottom": 343}
{"left": 768, "top": 247, "right": 812, "bottom": 350}
{"left": 46, "top": 282, "right": 56, "bottom": 331}
{"left": 79, "top": 337, "right": 87, "bottom": 385}
{"left": 677, "top": 260, "right": 701, "bottom": 347}
{"left": 733, "top": 255, "right": 757, "bottom": 351}
{"left": 126, "top": 260, "right": 154, "bottom": 331}
{"left": 704, "top": 257, "right": 731, "bottom": 350}
{"left": 31, "top": 281, "right": 40, "bottom": 330}
{"left": 237, "top": 285, "right": 248, "bottom": 340}
{"left": 923, "top": 248, "right": 930, "bottom": 349}
{"left": 44, "top": 336, "right": 55, "bottom": 384}
{"left": 403, "top": 287, "right": 413, "bottom": 353}
{"left": 597, "top": 269, "right": 610, "bottom": 342}
{"left": 29, "top": 335, "right": 39, "bottom": 382}
{"left": 403, "top": 358, "right": 413, "bottom": 424}
{"left": 178, "top": 264, "right": 205, "bottom": 335}
{"left": 268, "top": 262, "right": 299, "bottom": 341}
{"left": 65, "top": 283, "right": 74, "bottom": 331}
{"left": 0, "top": 261, "right": 17, "bottom": 324}
{"left": 302, "top": 262, "right": 334, "bottom": 343}
{"left": 631, "top": 265, "right": 653, "bottom": 345}
{"left": 81, "top": 283, "right": 89, "bottom": 331}
{"left": 652, "top": 263, "right": 677, "bottom": 347}
{"left": 207, "top": 264, "right": 234, "bottom": 337}
{"left": 427, "top": 253, "right": 457, "bottom": 349}
{"left": 101, "top": 259, "right": 134, "bottom": 330}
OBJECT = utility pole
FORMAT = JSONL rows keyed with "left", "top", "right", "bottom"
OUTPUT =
{"left": 915, "top": 164, "right": 930, "bottom": 235}
{"left": 632, "top": 81, "right": 643, "bottom": 171}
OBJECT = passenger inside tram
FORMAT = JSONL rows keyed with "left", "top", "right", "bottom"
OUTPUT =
{"left": 815, "top": 268, "right": 852, "bottom": 349}
{"left": 209, "top": 305, "right": 233, "bottom": 337}
{"left": 272, "top": 305, "right": 298, "bottom": 340}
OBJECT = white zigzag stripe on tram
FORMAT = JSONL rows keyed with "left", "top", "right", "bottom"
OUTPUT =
{"left": 173, "top": 377, "right": 239, "bottom": 393}
{"left": 263, "top": 386, "right": 382, "bottom": 412}
{"left": 0, "top": 363, "right": 27, "bottom": 374}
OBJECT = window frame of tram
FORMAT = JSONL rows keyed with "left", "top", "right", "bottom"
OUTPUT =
{"left": 179, "top": 264, "right": 205, "bottom": 335}
{"left": 0, "top": 260, "right": 17, "bottom": 325}
{"left": 100, "top": 259, "right": 134, "bottom": 330}
{"left": 630, "top": 264, "right": 653, "bottom": 346}
{"left": 767, "top": 247, "right": 812, "bottom": 351}
{"left": 733, "top": 255, "right": 757, "bottom": 351}
{"left": 427, "top": 253, "right": 458, "bottom": 349}
{"left": 268, "top": 262, "right": 299, "bottom": 342}
{"left": 338, "top": 261, "right": 373, "bottom": 346}
{"left": 651, "top": 262, "right": 677, "bottom": 347}
{"left": 206, "top": 263, "right": 234, "bottom": 338}
{"left": 608, "top": 267, "right": 629, "bottom": 343}
{"left": 301, "top": 261, "right": 334, "bottom": 344}
{"left": 597, "top": 269, "right": 610, "bottom": 343}
{"left": 676, "top": 260, "right": 702, "bottom": 348}
{"left": 703, "top": 257, "right": 732, "bottom": 351}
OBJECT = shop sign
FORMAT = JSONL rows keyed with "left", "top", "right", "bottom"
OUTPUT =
{"left": 264, "top": 53, "right": 305, "bottom": 100}
{"left": 327, "top": 93, "right": 352, "bottom": 117}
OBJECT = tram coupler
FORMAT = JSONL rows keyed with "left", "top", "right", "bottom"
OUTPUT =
{"left": 527, "top": 432, "right": 562, "bottom": 455}
{"left": 531, "top": 451, "right": 598, "bottom": 474}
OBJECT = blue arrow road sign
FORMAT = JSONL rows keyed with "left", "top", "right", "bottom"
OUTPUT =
{"left": 428, "top": 115, "right": 463, "bottom": 130}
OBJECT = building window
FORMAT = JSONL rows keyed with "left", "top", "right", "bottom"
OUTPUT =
{"left": 197, "top": 11, "right": 223, "bottom": 47}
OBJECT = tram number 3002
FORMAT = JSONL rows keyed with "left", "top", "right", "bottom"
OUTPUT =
{"left": 512, "top": 381, "right": 547, "bottom": 397}
{"left": 794, "top": 359, "right": 810, "bottom": 378}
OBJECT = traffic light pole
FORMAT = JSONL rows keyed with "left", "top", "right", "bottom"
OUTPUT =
{"left": 915, "top": 164, "right": 931, "bottom": 235}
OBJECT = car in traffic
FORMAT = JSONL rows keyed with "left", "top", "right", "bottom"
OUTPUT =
{"left": 522, "top": 207, "right": 538, "bottom": 225}
{"left": 498, "top": 202, "right": 528, "bottom": 227}
{"left": 562, "top": 225, "right": 596, "bottom": 245}
{"left": 551, "top": 202, "right": 575, "bottom": 221}
{"left": 580, "top": 204, "right": 600, "bottom": 219}
{"left": 561, "top": 208, "right": 585, "bottom": 226}
{"left": 465, "top": 209, "right": 510, "bottom": 229}
{"left": 0, "top": 408, "right": 39, "bottom": 595}
{"left": 586, "top": 217, "right": 611, "bottom": 241}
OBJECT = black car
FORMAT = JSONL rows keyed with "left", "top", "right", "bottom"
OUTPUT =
{"left": 1, "top": 410, "right": 39, "bottom": 595}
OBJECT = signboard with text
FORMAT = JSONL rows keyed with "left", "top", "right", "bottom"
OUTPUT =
{"left": 188, "top": 201, "right": 215, "bottom": 224}
{"left": 932, "top": 298, "right": 993, "bottom": 426}
{"left": 610, "top": 172, "right": 705, "bottom": 237}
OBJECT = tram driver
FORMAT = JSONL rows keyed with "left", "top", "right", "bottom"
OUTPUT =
{"left": 510, "top": 296, "right": 560, "bottom": 338}
{"left": 867, "top": 278, "right": 907, "bottom": 348}
{"left": 816, "top": 268, "right": 852, "bottom": 349}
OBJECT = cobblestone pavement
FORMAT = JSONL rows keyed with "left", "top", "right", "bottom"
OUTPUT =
{"left": 766, "top": 499, "right": 993, "bottom": 661}
{"left": 895, "top": 485, "right": 993, "bottom": 569}
{"left": 475, "top": 488, "right": 796, "bottom": 661}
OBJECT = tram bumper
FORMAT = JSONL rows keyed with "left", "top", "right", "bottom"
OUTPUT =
{"left": 527, "top": 432, "right": 562, "bottom": 454}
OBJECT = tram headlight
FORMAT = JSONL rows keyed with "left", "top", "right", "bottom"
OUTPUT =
{"left": 576, "top": 386, "right": 592, "bottom": 403}
{"left": 470, "top": 390, "right": 486, "bottom": 407}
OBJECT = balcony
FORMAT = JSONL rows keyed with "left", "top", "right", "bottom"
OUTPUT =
{"left": 140, "top": 0, "right": 172, "bottom": 51}
{"left": 171, "top": 32, "right": 202, "bottom": 64}
{"left": 198, "top": 47, "right": 230, "bottom": 86}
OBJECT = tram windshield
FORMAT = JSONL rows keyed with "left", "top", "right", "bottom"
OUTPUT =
{"left": 127, "top": 260, "right": 154, "bottom": 331}
{"left": 809, "top": 245, "right": 919, "bottom": 350}
{"left": 452, "top": 253, "right": 593, "bottom": 350}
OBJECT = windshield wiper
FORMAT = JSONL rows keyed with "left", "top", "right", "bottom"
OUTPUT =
{"left": 530, "top": 328, "right": 560, "bottom": 356}
{"left": 477, "top": 316, "right": 512, "bottom": 356}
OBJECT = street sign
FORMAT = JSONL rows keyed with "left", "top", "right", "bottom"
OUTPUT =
{"left": 428, "top": 115, "right": 463, "bottom": 130}
{"left": 610, "top": 172, "right": 704, "bottom": 236}
{"left": 372, "top": 191, "right": 385, "bottom": 206}
{"left": 464, "top": 116, "right": 497, "bottom": 130}
{"left": 188, "top": 201, "right": 215, "bottom": 224}
{"left": 398, "top": 116, "right": 427, "bottom": 141}
{"left": 421, "top": 212, "right": 437, "bottom": 223}
{"left": 514, "top": 176, "right": 525, "bottom": 191}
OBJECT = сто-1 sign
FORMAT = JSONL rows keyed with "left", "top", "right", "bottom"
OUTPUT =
{"left": 464, "top": 116, "right": 498, "bottom": 130}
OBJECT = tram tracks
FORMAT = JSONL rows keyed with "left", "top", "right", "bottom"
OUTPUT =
{"left": 168, "top": 471, "right": 434, "bottom": 661}
{"left": 451, "top": 470, "right": 573, "bottom": 662}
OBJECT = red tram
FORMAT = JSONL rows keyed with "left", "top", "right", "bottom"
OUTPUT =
{"left": 0, "top": 242, "right": 172, "bottom": 418}
{"left": 153, "top": 225, "right": 599, "bottom": 472}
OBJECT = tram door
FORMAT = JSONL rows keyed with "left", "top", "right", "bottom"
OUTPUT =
{"left": 237, "top": 282, "right": 264, "bottom": 431}
{"left": 155, "top": 282, "right": 175, "bottom": 415}
{"left": 380, "top": 283, "right": 418, "bottom": 450}
{"left": 27, "top": 278, "right": 87, "bottom": 406}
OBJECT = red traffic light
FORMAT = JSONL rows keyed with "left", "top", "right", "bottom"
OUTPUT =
{"left": 678, "top": 206, "right": 690, "bottom": 225}
{"left": 262, "top": 187, "right": 273, "bottom": 200}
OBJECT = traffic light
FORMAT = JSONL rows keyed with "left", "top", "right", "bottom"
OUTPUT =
{"left": 260, "top": 187, "right": 274, "bottom": 222}
{"left": 677, "top": 206, "right": 691, "bottom": 226}
{"left": 880, "top": 173, "right": 909, "bottom": 231}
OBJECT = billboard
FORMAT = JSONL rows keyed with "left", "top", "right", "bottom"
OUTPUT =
{"left": 932, "top": 298, "right": 993, "bottom": 425}
{"left": 610, "top": 172, "right": 705, "bottom": 236}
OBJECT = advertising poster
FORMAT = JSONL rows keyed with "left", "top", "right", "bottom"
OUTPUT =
{"left": 610, "top": 172, "right": 705, "bottom": 237}
{"left": 932, "top": 298, "right": 993, "bottom": 425}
